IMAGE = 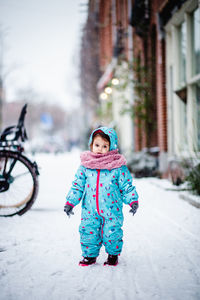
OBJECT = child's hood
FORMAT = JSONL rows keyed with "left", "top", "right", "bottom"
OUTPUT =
{"left": 88, "top": 127, "right": 118, "bottom": 151}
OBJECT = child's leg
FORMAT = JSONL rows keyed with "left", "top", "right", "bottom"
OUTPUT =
{"left": 102, "top": 221, "right": 123, "bottom": 255}
{"left": 79, "top": 215, "right": 103, "bottom": 258}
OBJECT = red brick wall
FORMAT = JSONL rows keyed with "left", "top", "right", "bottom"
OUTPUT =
{"left": 99, "top": 0, "right": 113, "bottom": 71}
{"left": 153, "top": 0, "right": 168, "bottom": 152}
{"left": 116, "top": 0, "right": 129, "bottom": 59}
{"left": 156, "top": 38, "right": 168, "bottom": 152}
{"left": 99, "top": 0, "right": 129, "bottom": 70}
{"left": 97, "top": 0, "right": 168, "bottom": 153}
{"left": 132, "top": 31, "right": 158, "bottom": 150}
{"left": 132, "top": 0, "right": 168, "bottom": 152}
{"left": 132, "top": 33, "right": 144, "bottom": 151}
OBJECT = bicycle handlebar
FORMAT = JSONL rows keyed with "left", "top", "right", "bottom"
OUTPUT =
{"left": 0, "top": 104, "right": 28, "bottom": 142}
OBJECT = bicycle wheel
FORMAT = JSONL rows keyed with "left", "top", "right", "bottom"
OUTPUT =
{"left": 0, "top": 150, "right": 39, "bottom": 217}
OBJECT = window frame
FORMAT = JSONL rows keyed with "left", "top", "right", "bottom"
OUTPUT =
{"left": 165, "top": 0, "right": 200, "bottom": 156}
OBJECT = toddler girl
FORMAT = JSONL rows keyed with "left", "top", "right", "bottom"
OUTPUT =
{"left": 64, "top": 127, "right": 139, "bottom": 266}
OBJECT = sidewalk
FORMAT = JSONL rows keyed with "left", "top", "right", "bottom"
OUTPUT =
{"left": 149, "top": 177, "right": 200, "bottom": 208}
{"left": 0, "top": 153, "right": 200, "bottom": 300}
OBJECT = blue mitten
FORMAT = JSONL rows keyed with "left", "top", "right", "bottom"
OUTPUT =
{"left": 129, "top": 202, "right": 138, "bottom": 216}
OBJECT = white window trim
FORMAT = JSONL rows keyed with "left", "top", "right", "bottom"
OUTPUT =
{"left": 165, "top": 0, "right": 200, "bottom": 158}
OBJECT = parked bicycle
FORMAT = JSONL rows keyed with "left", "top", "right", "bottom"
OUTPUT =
{"left": 0, "top": 104, "right": 39, "bottom": 217}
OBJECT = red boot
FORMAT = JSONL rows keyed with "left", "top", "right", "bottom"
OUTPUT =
{"left": 79, "top": 257, "right": 96, "bottom": 266}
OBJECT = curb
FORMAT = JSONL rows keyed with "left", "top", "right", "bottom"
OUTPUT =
{"left": 179, "top": 192, "right": 200, "bottom": 209}
{"left": 149, "top": 178, "right": 200, "bottom": 209}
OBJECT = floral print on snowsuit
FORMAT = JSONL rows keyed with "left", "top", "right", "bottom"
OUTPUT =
{"left": 66, "top": 127, "right": 139, "bottom": 258}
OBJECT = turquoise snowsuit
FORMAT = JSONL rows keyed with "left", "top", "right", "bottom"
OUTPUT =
{"left": 66, "top": 127, "right": 139, "bottom": 257}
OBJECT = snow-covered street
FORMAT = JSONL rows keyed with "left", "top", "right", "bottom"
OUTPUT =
{"left": 0, "top": 152, "right": 200, "bottom": 300}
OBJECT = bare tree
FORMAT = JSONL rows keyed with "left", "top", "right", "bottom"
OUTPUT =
{"left": 0, "top": 26, "right": 6, "bottom": 130}
{"left": 79, "top": 1, "right": 101, "bottom": 120}
{"left": 0, "top": 26, "right": 18, "bottom": 130}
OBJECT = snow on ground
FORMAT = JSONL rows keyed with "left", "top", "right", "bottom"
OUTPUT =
{"left": 0, "top": 151, "right": 200, "bottom": 300}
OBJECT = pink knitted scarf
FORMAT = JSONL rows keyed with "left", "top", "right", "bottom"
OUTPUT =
{"left": 80, "top": 149, "right": 127, "bottom": 170}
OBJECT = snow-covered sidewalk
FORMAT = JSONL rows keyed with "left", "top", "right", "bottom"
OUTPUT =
{"left": 0, "top": 152, "right": 200, "bottom": 300}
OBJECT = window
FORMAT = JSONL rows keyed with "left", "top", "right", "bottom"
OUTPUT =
{"left": 180, "top": 97, "right": 187, "bottom": 150}
{"left": 166, "top": 1, "right": 200, "bottom": 155}
{"left": 179, "top": 21, "right": 186, "bottom": 85}
{"left": 196, "top": 82, "right": 200, "bottom": 150}
{"left": 177, "top": 21, "right": 187, "bottom": 149}
{"left": 192, "top": 7, "right": 200, "bottom": 76}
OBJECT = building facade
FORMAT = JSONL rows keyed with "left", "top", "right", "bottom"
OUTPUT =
{"left": 97, "top": 0, "right": 135, "bottom": 154}
{"left": 81, "top": 0, "right": 200, "bottom": 177}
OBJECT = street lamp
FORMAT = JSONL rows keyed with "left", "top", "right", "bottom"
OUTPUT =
{"left": 111, "top": 78, "right": 119, "bottom": 86}
{"left": 100, "top": 92, "right": 108, "bottom": 100}
{"left": 104, "top": 86, "right": 112, "bottom": 94}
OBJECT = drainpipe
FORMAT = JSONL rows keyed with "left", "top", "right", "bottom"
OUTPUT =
{"left": 128, "top": 0, "right": 135, "bottom": 151}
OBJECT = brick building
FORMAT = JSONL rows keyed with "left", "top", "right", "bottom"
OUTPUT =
{"left": 130, "top": 0, "right": 168, "bottom": 171}
{"left": 97, "top": 0, "right": 134, "bottom": 154}
{"left": 81, "top": 0, "right": 200, "bottom": 176}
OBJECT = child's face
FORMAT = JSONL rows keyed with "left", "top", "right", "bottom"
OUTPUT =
{"left": 92, "top": 135, "right": 110, "bottom": 154}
